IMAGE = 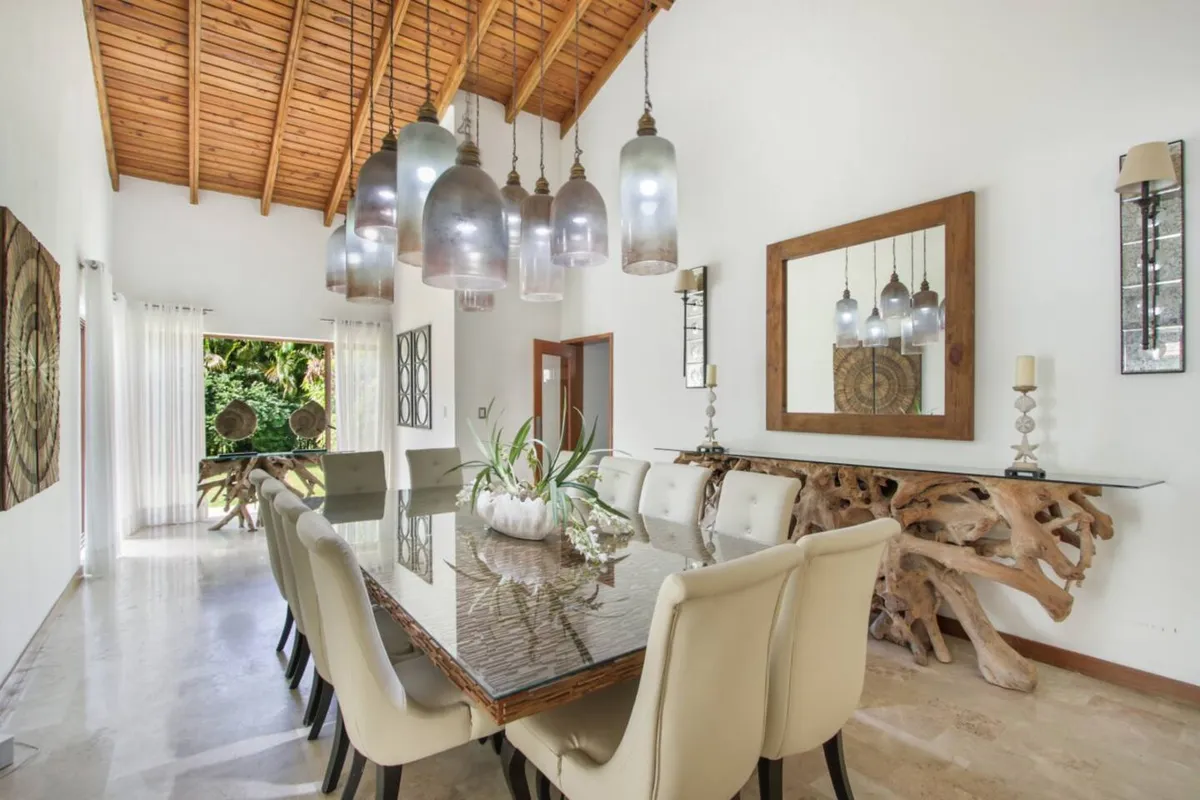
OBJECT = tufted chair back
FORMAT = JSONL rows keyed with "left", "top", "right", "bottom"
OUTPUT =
{"left": 322, "top": 451, "right": 387, "bottom": 495}
{"left": 405, "top": 447, "right": 463, "bottom": 489}
{"left": 637, "top": 463, "right": 712, "bottom": 526}
{"left": 260, "top": 479, "right": 300, "bottom": 629}
{"left": 762, "top": 518, "right": 900, "bottom": 761}
{"left": 249, "top": 469, "right": 285, "bottom": 599}
{"left": 712, "top": 471, "right": 801, "bottom": 546}
{"left": 595, "top": 457, "right": 650, "bottom": 512}
{"left": 274, "top": 490, "right": 329, "bottom": 678}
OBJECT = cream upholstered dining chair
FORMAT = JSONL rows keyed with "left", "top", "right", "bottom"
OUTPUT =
{"left": 595, "top": 456, "right": 650, "bottom": 511}
{"left": 322, "top": 450, "right": 387, "bottom": 495}
{"left": 249, "top": 469, "right": 294, "bottom": 656}
{"left": 504, "top": 542, "right": 808, "bottom": 800}
{"left": 637, "top": 462, "right": 712, "bottom": 525}
{"left": 757, "top": 518, "right": 900, "bottom": 800}
{"left": 296, "top": 510, "right": 501, "bottom": 799}
{"left": 406, "top": 447, "right": 462, "bottom": 489}
{"left": 259, "top": 478, "right": 310, "bottom": 685}
{"left": 712, "top": 471, "right": 802, "bottom": 546}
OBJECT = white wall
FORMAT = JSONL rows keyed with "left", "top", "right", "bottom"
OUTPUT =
{"left": 0, "top": 0, "right": 114, "bottom": 680}
{"left": 562, "top": 0, "right": 1200, "bottom": 684}
{"left": 111, "top": 178, "right": 388, "bottom": 342}
{"left": 582, "top": 340, "right": 610, "bottom": 449}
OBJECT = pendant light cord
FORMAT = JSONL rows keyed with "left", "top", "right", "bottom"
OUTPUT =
{"left": 922, "top": 229, "right": 928, "bottom": 283}
{"left": 348, "top": 0, "right": 356, "bottom": 193}
{"left": 843, "top": 248, "right": 849, "bottom": 292}
{"left": 473, "top": 0, "right": 480, "bottom": 146}
{"left": 537, "top": 0, "right": 546, "bottom": 180}
{"left": 424, "top": 0, "right": 432, "bottom": 102}
{"left": 388, "top": 0, "right": 395, "bottom": 133}
{"left": 510, "top": 0, "right": 519, "bottom": 172}
{"left": 572, "top": 0, "right": 582, "bottom": 164}
{"left": 891, "top": 236, "right": 897, "bottom": 278}
{"left": 458, "top": 0, "right": 474, "bottom": 141}
{"left": 369, "top": 2, "right": 375, "bottom": 145}
{"left": 909, "top": 233, "right": 915, "bottom": 290}
{"left": 642, "top": 0, "right": 652, "bottom": 116}
{"left": 872, "top": 242, "right": 878, "bottom": 304}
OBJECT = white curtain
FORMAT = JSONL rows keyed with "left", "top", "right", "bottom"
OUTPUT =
{"left": 82, "top": 265, "right": 121, "bottom": 575}
{"left": 333, "top": 320, "right": 395, "bottom": 485}
{"left": 130, "top": 304, "right": 206, "bottom": 528}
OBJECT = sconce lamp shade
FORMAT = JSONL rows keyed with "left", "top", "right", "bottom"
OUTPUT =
{"left": 1116, "top": 142, "right": 1178, "bottom": 195}
{"left": 421, "top": 140, "right": 508, "bottom": 292}
{"left": 834, "top": 291, "right": 860, "bottom": 348}
{"left": 325, "top": 223, "right": 348, "bottom": 294}
{"left": 395, "top": 103, "right": 459, "bottom": 267}
{"left": 519, "top": 178, "right": 563, "bottom": 301}
{"left": 673, "top": 268, "right": 697, "bottom": 293}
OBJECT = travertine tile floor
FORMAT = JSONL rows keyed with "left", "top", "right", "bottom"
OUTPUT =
{"left": 0, "top": 522, "right": 1196, "bottom": 799}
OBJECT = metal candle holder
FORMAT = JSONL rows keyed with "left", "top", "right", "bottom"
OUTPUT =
{"left": 696, "top": 386, "right": 724, "bottom": 454}
{"left": 1004, "top": 385, "right": 1045, "bottom": 479}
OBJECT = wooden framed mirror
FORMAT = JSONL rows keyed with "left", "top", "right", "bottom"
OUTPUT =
{"left": 766, "top": 192, "right": 975, "bottom": 440}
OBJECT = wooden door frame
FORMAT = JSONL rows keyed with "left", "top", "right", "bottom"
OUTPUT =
{"left": 532, "top": 339, "right": 577, "bottom": 467}
{"left": 562, "top": 333, "right": 614, "bottom": 451}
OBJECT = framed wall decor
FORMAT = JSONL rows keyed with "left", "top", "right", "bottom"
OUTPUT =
{"left": 1, "top": 208, "right": 61, "bottom": 509}
{"left": 680, "top": 266, "right": 708, "bottom": 388}
{"left": 397, "top": 324, "right": 432, "bottom": 429}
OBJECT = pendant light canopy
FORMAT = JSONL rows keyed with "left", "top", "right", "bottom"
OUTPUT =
{"left": 620, "top": 0, "right": 677, "bottom": 275}
{"left": 457, "top": 290, "right": 495, "bottom": 312}
{"left": 910, "top": 230, "right": 941, "bottom": 345}
{"left": 550, "top": 0, "right": 608, "bottom": 268}
{"left": 325, "top": 223, "right": 347, "bottom": 294}
{"left": 395, "top": 0, "right": 458, "bottom": 267}
{"left": 864, "top": 243, "right": 888, "bottom": 347}
{"left": 499, "top": 0, "right": 528, "bottom": 268}
{"left": 834, "top": 247, "right": 860, "bottom": 348}
{"left": 880, "top": 237, "right": 910, "bottom": 321}
{"left": 421, "top": 0, "right": 507, "bottom": 291}
{"left": 519, "top": 0, "right": 562, "bottom": 302}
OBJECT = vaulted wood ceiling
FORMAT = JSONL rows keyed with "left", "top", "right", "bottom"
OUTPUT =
{"left": 82, "top": 0, "right": 671, "bottom": 223}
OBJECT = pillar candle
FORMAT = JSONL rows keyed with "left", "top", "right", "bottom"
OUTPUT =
{"left": 705, "top": 364, "right": 718, "bottom": 387}
{"left": 1014, "top": 355, "right": 1036, "bottom": 387}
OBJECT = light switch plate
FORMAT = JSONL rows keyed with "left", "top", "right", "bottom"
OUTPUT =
{"left": 478, "top": 407, "right": 486, "bottom": 419}
{"left": 0, "top": 733, "right": 14, "bottom": 770}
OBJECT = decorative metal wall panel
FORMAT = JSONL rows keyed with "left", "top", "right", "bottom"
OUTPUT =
{"left": 397, "top": 324, "right": 432, "bottom": 429}
{"left": 683, "top": 266, "right": 708, "bottom": 388}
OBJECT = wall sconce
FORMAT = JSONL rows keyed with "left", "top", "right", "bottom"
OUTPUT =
{"left": 674, "top": 266, "right": 708, "bottom": 387}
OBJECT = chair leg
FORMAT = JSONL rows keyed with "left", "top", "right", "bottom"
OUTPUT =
{"left": 500, "top": 736, "right": 532, "bottom": 800}
{"left": 321, "top": 710, "right": 350, "bottom": 794}
{"left": 534, "top": 770, "right": 552, "bottom": 800}
{"left": 309, "top": 683, "right": 334, "bottom": 740}
{"left": 341, "top": 749, "right": 366, "bottom": 800}
{"left": 375, "top": 764, "right": 402, "bottom": 800}
{"left": 304, "top": 673, "right": 326, "bottom": 726}
{"left": 491, "top": 732, "right": 503, "bottom": 755}
{"left": 757, "top": 756, "right": 782, "bottom": 800}
{"left": 276, "top": 607, "right": 294, "bottom": 652}
{"left": 284, "top": 629, "right": 303, "bottom": 679}
{"left": 290, "top": 636, "right": 311, "bottom": 690}
{"left": 822, "top": 730, "right": 855, "bottom": 800}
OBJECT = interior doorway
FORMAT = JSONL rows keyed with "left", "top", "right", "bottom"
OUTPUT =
{"left": 532, "top": 334, "right": 613, "bottom": 461}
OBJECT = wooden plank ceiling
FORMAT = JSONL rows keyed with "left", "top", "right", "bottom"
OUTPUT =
{"left": 85, "top": 0, "right": 670, "bottom": 221}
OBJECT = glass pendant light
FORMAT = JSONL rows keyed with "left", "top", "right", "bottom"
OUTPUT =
{"left": 354, "top": 25, "right": 399, "bottom": 243}
{"left": 325, "top": 223, "right": 347, "bottom": 294}
{"left": 863, "top": 242, "right": 889, "bottom": 348}
{"left": 879, "top": 237, "right": 910, "bottom": 322}
{"left": 519, "top": 0, "right": 562, "bottom": 302}
{"left": 911, "top": 229, "right": 941, "bottom": 345}
{"left": 457, "top": 290, "right": 494, "bottom": 312}
{"left": 395, "top": 0, "right": 458, "bottom": 267}
{"left": 499, "top": 1, "right": 528, "bottom": 269}
{"left": 834, "top": 247, "right": 860, "bottom": 348}
{"left": 939, "top": 298, "right": 947, "bottom": 332}
{"left": 421, "top": 0, "right": 507, "bottom": 292}
{"left": 550, "top": 0, "right": 607, "bottom": 268}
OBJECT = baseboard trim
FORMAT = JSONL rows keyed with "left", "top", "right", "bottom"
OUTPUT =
{"left": 937, "top": 615, "right": 1200, "bottom": 707}
{"left": 0, "top": 566, "right": 84, "bottom": 725}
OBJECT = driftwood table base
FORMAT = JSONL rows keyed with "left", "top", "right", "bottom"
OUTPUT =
{"left": 198, "top": 453, "right": 324, "bottom": 531}
{"left": 675, "top": 453, "right": 1114, "bottom": 691}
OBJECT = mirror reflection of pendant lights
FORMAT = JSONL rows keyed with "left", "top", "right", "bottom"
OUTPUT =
{"left": 550, "top": 0, "right": 608, "bottom": 268}
{"left": 879, "top": 237, "right": 910, "bottom": 322}
{"left": 519, "top": 0, "right": 562, "bottom": 302}
{"left": 619, "top": 0, "right": 677, "bottom": 275}
{"left": 395, "top": 0, "right": 458, "bottom": 267}
{"left": 834, "top": 247, "right": 861, "bottom": 348}
{"left": 911, "top": 229, "right": 941, "bottom": 345}
{"left": 421, "top": 0, "right": 508, "bottom": 292}
{"left": 499, "top": 0, "right": 528, "bottom": 269}
{"left": 345, "top": 0, "right": 395, "bottom": 305}
{"left": 863, "top": 242, "right": 889, "bottom": 348}
{"left": 457, "top": 290, "right": 494, "bottom": 312}
{"left": 899, "top": 234, "right": 918, "bottom": 354}
{"left": 354, "top": 4, "right": 399, "bottom": 244}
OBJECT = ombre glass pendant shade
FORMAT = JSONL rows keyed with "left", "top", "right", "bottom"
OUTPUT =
{"left": 345, "top": 196, "right": 396, "bottom": 304}
{"left": 395, "top": 102, "right": 458, "bottom": 267}
{"left": 910, "top": 280, "right": 941, "bottom": 345}
{"left": 421, "top": 139, "right": 507, "bottom": 291}
{"left": 457, "top": 290, "right": 494, "bottom": 312}
{"left": 834, "top": 291, "right": 860, "bottom": 348}
{"left": 520, "top": 177, "right": 562, "bottom": 301}
{"left": 880, "top": 271, "right": 911, "bottom": 320}
{"left": 939, "top": 298, "right": 947, "bottom": 331}
{"left": 863, "top": 307, "right": 888, "bottom": 348}
{"left": 325, "top": 223, "right": 348, "bottom": 294}
{"left": 500, "top": 171, "right": 529, "bottom": 269}
{"left": 550, "top": 162, "right": 608, "bottom": 268}
{"left": 354, "top": 131, "right": 398, "bottom": 242}
{"left": 620, "top": 112, "right": 677, "bottom": 275}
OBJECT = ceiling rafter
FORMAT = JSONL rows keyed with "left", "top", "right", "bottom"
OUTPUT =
{"left": 260, "top": 0, "right": 311, "bottom": 217}
{"left": 505, "top": 0, "right": 595, "bottom": 124}
{"left": 323, "top": 0, "right": 414, "bottom": 227}
{"left": 559, "top": 0, "right": 670, "bottom": 138}
{"left": 435, "top": 0, "right": 503, "bottom": 118}
{"left": 82, "top": 0, "right": 119, "bottom": 192}
{"left": 188, "top": 0, "right": 201, "bottom": 204}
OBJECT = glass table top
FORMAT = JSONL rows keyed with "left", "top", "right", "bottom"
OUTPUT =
{"left": 322, "top": 489, "right": 763, "bottom": 705}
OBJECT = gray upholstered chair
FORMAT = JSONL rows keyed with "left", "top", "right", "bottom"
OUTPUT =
{"left": 637, "top": 462, "right": 712, "bottom": 526}
{"left": 249, "top": 469, "right": 293, "bottom": 656}
{"left": 595, "top": 456, "right": 650, "bottom": 512}
{"left": 757, "top": 518, "right": 900, "bottom": 800}
{"left": 405, "top": 447, "right": 462, "bottom": 489}
{"left": 712, "top": 471, "right": 802, "bottom": 546}
{"left": 504, "top": 542, "right": 807, "bottom": 800}
{"left": 296, "top": 510, "right": 500, "bottom": 799}
{"left": 322, "top": 450, "right": 387, "bottom": 495}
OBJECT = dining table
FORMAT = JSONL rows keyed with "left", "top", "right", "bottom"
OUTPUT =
{"left": 321, "top": 487, "right": 766, "bottom": 725}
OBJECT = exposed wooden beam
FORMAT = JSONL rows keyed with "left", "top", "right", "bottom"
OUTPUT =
{"left": 81, "top": 0, "right": 119, "bottom": 191}
{"left": 559, "top": 2, "right": 667, "bottom": 137}
{"left": 260, "top": 0, "right": 310, "bottom": 216}
{"left": 505, "top": 0, "right": 595, "bottom": 124}
{"left": 435, "top": 0, "right": 503, "bottom": 118}
{"left": 323, "top": 0, "right": 413, "bottom": 227}
{"left": 188, "top": 0, "right": 200, "bottom": 204}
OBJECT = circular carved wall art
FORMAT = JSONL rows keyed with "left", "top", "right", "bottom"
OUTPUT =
{"left": 832, "top": 340, "right": 921, "bottom": 415}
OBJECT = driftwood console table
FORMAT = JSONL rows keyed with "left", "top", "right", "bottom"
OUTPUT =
{"left": 198, "top": 450, "right": 325, "bottom": 531}
{"left": 666, "top": 448, "right": 1161, "bottom": 691}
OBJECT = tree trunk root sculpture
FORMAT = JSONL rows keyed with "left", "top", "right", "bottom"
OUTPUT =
{"left": 197, "top": 453, "right": 325, "bottom": 531}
